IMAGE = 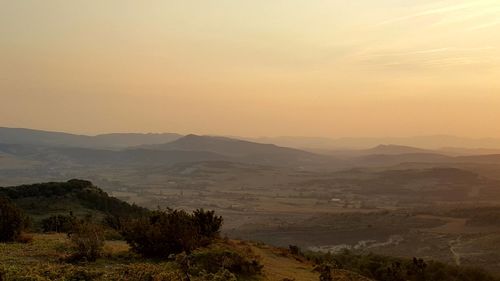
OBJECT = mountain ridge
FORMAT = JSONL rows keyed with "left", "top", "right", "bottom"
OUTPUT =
{"left": 0, "top": 127, "right": 182, "bottom": 149}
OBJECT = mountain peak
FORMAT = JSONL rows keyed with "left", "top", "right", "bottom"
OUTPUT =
{"left": 367, "top": 144, "right": 434, "bottom": 155}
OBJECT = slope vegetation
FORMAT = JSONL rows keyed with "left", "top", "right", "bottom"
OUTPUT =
{"left": 0, "top": 179, "right": 147, "bottom": 224}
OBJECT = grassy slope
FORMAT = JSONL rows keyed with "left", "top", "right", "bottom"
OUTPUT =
{"left": 0, "top": 234, "right": 369, "bottom": 281}
{"left": 250, "top": 243, "right": 319, "bottom": 281}
{"left": 249, "top": 243, "right": 372, "bottom": 281}
{"left": 0, "top": 180, "right": 147, "bottom": 227}
{"left": 0, "top": 180, "right": 370, "bottom": 280}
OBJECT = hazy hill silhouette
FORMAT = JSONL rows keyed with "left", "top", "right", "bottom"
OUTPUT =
{"left": 0, "top": 127, "right": 182, "bottom": 149}
{"left": 251, "top": 135, "right": 500, "bottom": 150}
{"left": 0, "top": 143, "right": 229, "bottom": 167}
{"left": 144, "top": 134, "right": 314, "bottom": 156}
{"left": 362, "top": 144, "right": 436, "bottom": 155}
{"left": 353, "top": 153, "right": 453, "bottom": 167}
{"left": 138, "top": 134, "right": 336, "bottom": 167}
{"left": 3, "top": 127, "right": 500, "bottom": 170}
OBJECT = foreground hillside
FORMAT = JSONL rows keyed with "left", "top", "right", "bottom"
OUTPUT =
{"left": 2, "top": 233, "right": 496, "bottom": 281}
{"left": 0, "top": 180, "right": 370, "bottom": 281}
{"left": 1, "top": 180, "right": 499, "bottom": 281}
{"left": 0, "top": 234, "right": 373, "bottom": 281}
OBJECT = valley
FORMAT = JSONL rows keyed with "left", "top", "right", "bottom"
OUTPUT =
{"left": 3, "top": 128, "right": 500, "bottom": 276}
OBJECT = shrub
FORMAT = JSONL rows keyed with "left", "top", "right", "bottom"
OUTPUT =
{"left": 305, "top": 250, "right": 500, "bottom": 281}
{"left": 289, "top": 245, "right": 301, "bottom": 256}
{"left": 0, "top": 196, "right": 24, "bottom": 242}
{"left": 122, "top": 209, "right": 223, "bottom": 259}
{"left": 189, "top": 246, "right": 263, "bottom": 277}
{"left": 193, "top": 209, "right": 223, "bottom": 240}
{"left": 122, "top": 209, "right": 200, "bottom": 258}
{"left": 103, "top": 228, "right": 123, "bottom": 241}
{"left": 68, "top": 220, "right": 105, "bottom": 262}
{"left": 41, "top": 214, "right": 76, "bottom": 233}
{"left": 314, "top": 263, "right": 337, "bottom": 281}
{"left": 104, "top": 214, "right": 124, "bottom": 231}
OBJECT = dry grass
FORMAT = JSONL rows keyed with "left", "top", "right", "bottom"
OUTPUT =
{"left": 0, "top": 234, "right": 370, "bottom": 281}
{"left": 242, "top": 241, "right": 370, "bottom": 281}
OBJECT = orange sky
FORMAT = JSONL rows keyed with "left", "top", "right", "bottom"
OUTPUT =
{"left": 1, "top": 1, "right": 500, "bottom": 137}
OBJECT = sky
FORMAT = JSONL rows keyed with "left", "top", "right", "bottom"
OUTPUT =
{"left": 1, "top": 0, "right": 500, "bottom": 138}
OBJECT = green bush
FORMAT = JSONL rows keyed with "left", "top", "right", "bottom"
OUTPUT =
{"left": 122, "top": 209, "right": 222, "bottom": 259}
{"left": 41, "top": 214, "right": 76, "bottom": 233}
{"left": 122, "top": 209, "right": 199, "bottom": 258}
{"left": 193, "top": 209, "right": 223, "bottom": 240}
{"left": 0, "top": 196, "right": 25, "bottom": 242}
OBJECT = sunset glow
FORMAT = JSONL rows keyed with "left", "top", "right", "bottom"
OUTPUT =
{"left": 1, "top": 0, "right": 499, "bottom": 137}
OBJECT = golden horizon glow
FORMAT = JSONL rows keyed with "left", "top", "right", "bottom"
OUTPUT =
{"left": 1, "top": 1, "right": 500, "bottom": 137}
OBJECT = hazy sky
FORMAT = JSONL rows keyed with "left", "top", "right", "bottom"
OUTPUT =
{"left": 1, "top": 0, "right": 500, "bottom": 137}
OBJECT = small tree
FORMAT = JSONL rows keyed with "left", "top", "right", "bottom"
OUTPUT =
{"left": 193, "top": 209, "right": 223, "bottom": 241}
{"left": 69, "top": 220, "right": 105, "bottom": 262}
{"left": 0, "top": 196, "right": 24, "bottom": 242}
{"left": 41, "top": 214, "right": 76, "bottom": 233}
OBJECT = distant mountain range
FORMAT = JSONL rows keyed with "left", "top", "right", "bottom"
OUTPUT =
{"left": 321, "top": 144, "right": 437, "bottom": 157}
{"left": 0, "top": 128, "right": 333, "bottom": 168}
{"left": 4, "top": 127, "right": 500, "bottom": 151}
{"left": 0, "top": 127, "right": 182, "bottom": 149}
{"left": 138, "top": 134, "right": 330, "bottom": 166}
{"left": 2, "top": 127, "right": 500, "bottom": 171}
{"left": 250, "top": 135, "right": 500, "bottom": 150}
